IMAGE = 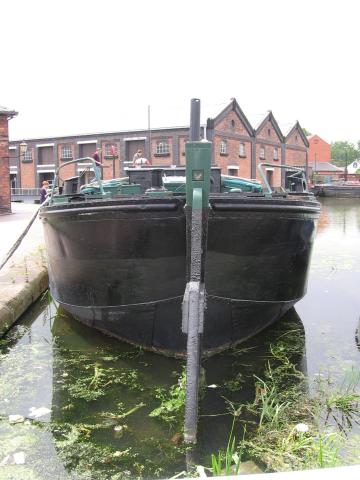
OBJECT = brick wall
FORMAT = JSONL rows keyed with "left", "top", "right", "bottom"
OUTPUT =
{"left": 255, "top": 120, "right": 282, "bottom": 186}
{"left": 308, "top": 135, "right": 331, "bottom": 162}
{"left": 285, "top": 148, "right": 306, "bottom": 167}
{"left": 212, "top": 109, "right": 252, "bottom": 177}
{"left": 20, "top": 146, "right": 36, "bottom": 188}
{"left": 285, "top": 127, "right": 307, "bottom": 168}
{"left": 100, "top": 140, "right": 121, "bottom": 180}
{"left": 213, "top": 135, "right": 252, "bottom": 178}
{"left": 255, "top": 143, "right": 281, "bottom": 187}
{"left": 178, "top": 136, "right": 188, "bottom": 166}
{"left": 216, "top": 111, "right": 251, "bottom": 137}
{"left": 0, "top": 116, "right": 11, "bottom": 213}
{"left": 151, "top": 137, "right": 173, "bottom": 166}
{"left": 256, "top": 120, "right": 282, "bottom": 143}
{"left": 57, "top": 144, "right": 76, "bottom": 181}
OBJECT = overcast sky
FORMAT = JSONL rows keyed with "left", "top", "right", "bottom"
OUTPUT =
{"left": 1, "top": 0, "right": 359, "bottom": 144}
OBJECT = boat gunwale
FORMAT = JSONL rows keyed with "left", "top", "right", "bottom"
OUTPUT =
{"left": 40, "top": 194, "right": 320, "bottom": 217}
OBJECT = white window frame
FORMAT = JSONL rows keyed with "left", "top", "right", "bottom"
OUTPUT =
{"left": 61, "top": 146, "right": 73, "bottom": 159}
{"left": 156, "top": 140, "right": 170, "bottom": 155}
{"left": 220, "top": 140, "right": 227, "bottom": 154}
{"left": 23, "top": 150, "right": 32, "bottom": 162}
{"left": 259, "top": 146, "right": 265, "bottom": 159}
{"left": 273, "top": 148, "right": 279, "bottom": 160}
{"left": 239, "top": 143, "right": 245, "bottom": 157}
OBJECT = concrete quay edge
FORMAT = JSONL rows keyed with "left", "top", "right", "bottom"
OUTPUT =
{"left": 0, "top": 248, "right": 48, "bottom": 336}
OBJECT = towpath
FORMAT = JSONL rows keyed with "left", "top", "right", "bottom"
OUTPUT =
{"left": 0, "top": 202, "right": 48, "bottom": 335}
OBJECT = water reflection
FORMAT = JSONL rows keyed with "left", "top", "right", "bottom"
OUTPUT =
{"left": 296, "top": 198, "right": 360, "bottom": 381}
{"left": 0, "top": 301, "right": 306, "bottom": 478}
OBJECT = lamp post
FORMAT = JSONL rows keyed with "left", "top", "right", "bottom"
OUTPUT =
{"left": 344, "top": 149, "right": 348, "bottom": 182}
{"left": 18, "top": 141, "right": 28, "bottom": 158}
{"left": 4, "top": 141, "right": 28, "bottom": 159}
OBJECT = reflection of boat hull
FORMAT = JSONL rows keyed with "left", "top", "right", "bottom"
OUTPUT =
{"left": 41, "top": 194, "right": 319, "bottom": 356}
{"left": 313, "top": 184, "right": 360, "bottom": 197}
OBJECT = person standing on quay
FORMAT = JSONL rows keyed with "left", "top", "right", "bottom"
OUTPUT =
{"left": 92, "top": 147, "right": 103, "bottom": 180}
{"left": 132, "top": 149, "right": 143, "bottom": 164}
{"left": 40, "top": 180, "right": 49, "bottom": 204}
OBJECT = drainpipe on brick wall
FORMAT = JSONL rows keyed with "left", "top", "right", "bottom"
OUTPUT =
{"left": 305, "top": 149, "right": 309, "bottom": 183}
{"left": 251, "top": 138, "right": 256, "bottom": 179}
{"left": 281, "top": 143, "right": 286, "bottom": 187}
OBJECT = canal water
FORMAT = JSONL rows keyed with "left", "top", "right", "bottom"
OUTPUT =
{"left": 0, "top": 197, "right": 359, "bottom": 479}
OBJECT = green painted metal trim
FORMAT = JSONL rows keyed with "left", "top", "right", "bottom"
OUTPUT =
{"left": 192, "top": 187, "right": 203, "bottom": 210}
{"left": 185, "top": 141, "right": 211, "bottom": 208}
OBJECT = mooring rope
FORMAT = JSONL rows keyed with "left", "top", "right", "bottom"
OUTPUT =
{"left": 0, "top": 197, "right": 49, "bottom": 271}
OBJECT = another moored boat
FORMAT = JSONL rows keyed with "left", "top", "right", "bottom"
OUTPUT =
{"left": 313, "top": 181, "right": 360, "bottom": 197}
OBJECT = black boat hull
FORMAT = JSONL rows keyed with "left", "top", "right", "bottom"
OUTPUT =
{"left": 41, "top": 195, "right": 319, "bottom": 356}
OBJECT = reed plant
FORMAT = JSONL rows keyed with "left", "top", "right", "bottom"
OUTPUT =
{"left": 210, "top": 334, "right": 360, "bottom": 473}
{"left": 211, "top": 418, "right": 245, "bottom": 476}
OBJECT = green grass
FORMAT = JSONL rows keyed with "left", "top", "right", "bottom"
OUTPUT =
{"left": 211, "top": 418, "right": 245, "bottom": 476}
{"left": 208, "top": 323, "right": 360, "bottom": 474}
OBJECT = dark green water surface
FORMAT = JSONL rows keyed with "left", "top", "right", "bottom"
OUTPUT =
{"left": 0, "top": 197, "right": 359, "bottom": 478}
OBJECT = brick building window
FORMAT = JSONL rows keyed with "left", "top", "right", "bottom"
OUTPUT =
{"left": 259, "top": 146, "right": 265, "bottom": 159}
{"left": 156, "top": 140, "right": 170, "bottom": 155}
{"left": 220, "top": 140, "right": 227, "bottom": 155}
{"left": 104, "top": 143, "right": 118, "bottom": 158}
{"left": 273, "top": 148, "right": 279, "bottom": 160}
{"left": 61, "top": 146, "right": 73, "bottom": 160}
{"left": 228, "top": 167, "right": 238, "bottom": 176}
{"left": 22, "top": 150, "right": 33, "bottom": 163}
{"left": 239, "top": 143, "right": 246, "bottom": 157}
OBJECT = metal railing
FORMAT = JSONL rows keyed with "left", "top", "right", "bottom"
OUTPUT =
{"left": 11, "top": 188, "right": 41, "bottom": 196}
{"left": 258, "top": 163, "right": 308, "bottom": 194}
{"left": 49, "top": 157, "right": 104, "bottom": 205}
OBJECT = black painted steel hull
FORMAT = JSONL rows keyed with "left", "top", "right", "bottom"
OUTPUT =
{"left": 40, "top": 194, "right": 320, "bottom": 356}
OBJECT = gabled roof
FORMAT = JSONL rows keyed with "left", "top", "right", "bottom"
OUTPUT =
{"left": 255, "top": 111, "right": 284, "bottom": 142}
{"left": 307, "top": 134, "right": 330, "bottom": 146}
{"left": 285, "top": 121, "right": 309, "bottom": 147}
{"left": 211, "top": 98, "right": 254, "bottom": 137}
{"left": 0, "top": 105, "right": 18, "bottom": 119}
{"left": 343, "top": 159, "right": 360, "bottom": 173}
{"left": 309, "top": 161, "right": 343, "bottom": 172}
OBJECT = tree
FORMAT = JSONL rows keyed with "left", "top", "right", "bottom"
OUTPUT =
{"left": 302, "top": 127, "right": 312, "bottom": 136}
{"left": 331, "top": 141, "right": 359, "bottom": 167}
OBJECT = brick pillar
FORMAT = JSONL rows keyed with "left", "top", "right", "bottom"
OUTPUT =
{"left": 0, "top": 115, "right": 11, "bottom": 214}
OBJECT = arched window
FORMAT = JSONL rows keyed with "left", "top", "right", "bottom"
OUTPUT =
{"left": 156, "top": 141, "right": 170, "bottom": 155}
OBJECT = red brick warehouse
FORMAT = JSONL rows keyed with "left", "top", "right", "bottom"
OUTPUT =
{"left": 0, "top": 105, "right": 18, "bottom": 214}
{"left": 8, "top": 99, "right": 309, "bottom": 189}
